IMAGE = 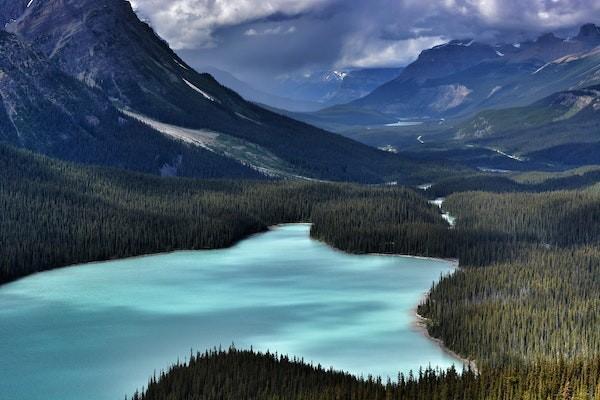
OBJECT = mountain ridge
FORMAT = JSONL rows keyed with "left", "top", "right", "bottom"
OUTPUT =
{"left": 0, "top": 30, "right": 263, "bottom": 178}
{"left": 0, "top": 0, "right": 436, "bottom": 183}
{"left": 306, "top": 24, "right": 600, "bottom": 126}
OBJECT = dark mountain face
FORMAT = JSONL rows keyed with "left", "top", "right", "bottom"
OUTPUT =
{"left": 0, "top": 31, "right": 261, "bottom": 178}
{"left": 400, "top": 40, "right": 501, "bottom": 82}
{"left": 576, "top": 23, "right": 600, "bottom": 44}
{"left": 6, "top": 0, "right": 215, "bottom": 120}
{"left": 0, "top": 0, "right": 429, "bottom": 183}
{"left": 0, "top": 0, "right": 27, "bottom": 26}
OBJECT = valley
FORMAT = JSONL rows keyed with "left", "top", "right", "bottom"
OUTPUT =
{"left": 1, "top": 1, "right": 600, "bottom": 399}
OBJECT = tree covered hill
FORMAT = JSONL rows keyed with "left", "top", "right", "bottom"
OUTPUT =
{"left": 0, "top": 144, "right": 445, "bottom": 283}
{"left": 131, "top": 348, "right": 600, "bottom": 400}
{"left": 455, "top": 85, "right": 600, "bottom": 164}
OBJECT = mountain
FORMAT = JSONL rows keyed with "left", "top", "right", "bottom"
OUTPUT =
{"left": 309, "top": 25, "right": 600, "bottom": 126}
{"left": 401, "top": 40, "right": 501, "bottom": 81}
{"left": 0, "top": 0, "right": 26, "bottom": 26}
{"left": 505, "top": 24, "right": 600, "bottom": 63}
{"left": 326, "top": 68, "right": 405, "bottom": 104}
{"left": 455, "top": 84, "right": 600, "bottom": 165}
{"left": 266, "top": 68, "right": 403, "bottom": 107}
{"left": 0, "top": 30, "right": 259, "bottom": 178}
{"left": 197, "top": 66, "right": 324, "bottom": 112}
{"left": 0, "top": 0, "right": 428, "bottom": 183}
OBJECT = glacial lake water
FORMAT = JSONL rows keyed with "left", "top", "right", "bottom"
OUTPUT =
{"left": 0, "top": 224, "right": 459, "bottom": 400}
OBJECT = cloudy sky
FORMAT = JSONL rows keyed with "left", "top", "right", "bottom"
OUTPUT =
{"left": 129, "top": 0, "right": 600, "bottom": 87}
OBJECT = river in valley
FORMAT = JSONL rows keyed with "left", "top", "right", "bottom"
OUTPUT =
{"left": 0, "top": 224, "right": 459, "bottom": 400}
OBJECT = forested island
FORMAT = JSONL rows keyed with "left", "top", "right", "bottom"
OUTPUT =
{"left": 2, "top": 144, "right": 600, "bottom": 399}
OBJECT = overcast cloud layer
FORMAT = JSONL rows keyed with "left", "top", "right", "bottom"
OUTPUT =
{"left": 129, "top": 0, "right": 600, "bottom": 85}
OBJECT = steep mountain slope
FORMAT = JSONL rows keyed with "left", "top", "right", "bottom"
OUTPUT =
{"left": 455, "top": 85, "right": 600, "bottom": 164}
{"left": 0, "top": 0, "right": 27, "bottom": 26}
{"left": 0, "top": 31, "right": 260, "bottom": 178}
{"left": 2, "top": 0, "right": 426, "bottom": 183}
{"left": 198, "top": 66, "right": 324, "bottom": 112}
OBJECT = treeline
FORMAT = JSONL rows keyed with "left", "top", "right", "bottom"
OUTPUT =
{"left": 310, "top": 195, "right": 448, "bottom": 256}
{"left": 427, "top": 170, "right": 600, "bottom": 198}
{"left": 417, "top": 190, "right": 600, "bottom": 367}
{"left": 132, "top": 347, "right": 600, "bottom": 400}
{"left": 308, "top": 186, "right": 600, "bottom": 367}
{"left": 444, "top": 191, "right": 600, "bottom": 247}
{"left": 419, "top": 246, "right": 600, "bottom": 366}
{"left": 0, "top": 145, "right": 440, "bottom": 283}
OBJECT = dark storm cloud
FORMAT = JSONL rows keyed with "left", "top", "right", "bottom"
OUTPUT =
{"left": 129, "top": 0, "right": 600, "bottom": 82}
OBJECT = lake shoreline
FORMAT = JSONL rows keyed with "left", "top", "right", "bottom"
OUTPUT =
{"left": 1, "top": 224, "right": 462, "bottom": 399}
{"left": 2, "top": 223, "right": 471, "bottom": 375}
{"left": 412, "top": 306, "right": 479, "bottom": 374}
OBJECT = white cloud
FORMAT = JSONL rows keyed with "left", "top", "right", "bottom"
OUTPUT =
{"left": 128, "top": 0, "right": 600, "bottom": 79}
{"left": 245, "top": 25, "right": 297, "bottom": 36}
{"left": 337, "top": 35, "right": 446, "bottom": 69}
{"left": 129, "top": 0, "right": 324, "bottom": 48}
{"left": 438, "top": 0, "right": 600, "bottom": 30}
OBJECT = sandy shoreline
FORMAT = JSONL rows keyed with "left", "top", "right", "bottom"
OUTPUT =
{"left": 411, "top": 293, "right": 478, "bottom": 373}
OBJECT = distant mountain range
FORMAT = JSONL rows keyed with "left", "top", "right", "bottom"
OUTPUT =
{"left": 185, "top": 67, "right": 405, "bottom": 112}
{"left": 264, "top": 68, "right": 404, "bottom": 108}
{"left": 0, "top": 0, "right": 433, "bottom": 183}
{"left": 2, "top": 0, "right": 598, "bottom": 177}
{"left": 295, "top": 24, "right": 600, "bottom": 128}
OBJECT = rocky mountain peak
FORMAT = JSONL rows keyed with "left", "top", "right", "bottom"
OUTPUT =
{"left": 536, "top": 32, "right": 561, "bottom": 44}
{"left": 575, "top": 23, "right": 600, "bottom": 43}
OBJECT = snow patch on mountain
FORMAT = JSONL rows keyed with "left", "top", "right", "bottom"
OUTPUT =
{"left": 235, "top": 112, "right": 262, "bottom": 125}
{"left": 183, "top": 78, "right": 220, "bottom": 103}
{"left": 488, "top": 86, "right": 502, "bottom": 98}
{"left": 173, "top": 59, "right": 189, "bottom": 70}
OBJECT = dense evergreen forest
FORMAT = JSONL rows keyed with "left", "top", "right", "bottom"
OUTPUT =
{"left": 2, "top": 144, "right": 600, "bottom": 399}
{"left": 417, "top": 191, "right": 600, "bottom": 367}
{"left": 131, "top": 348, "right": 600, "bottom": 400}
{"left": 0, "top": 144, "right": 443, "bottom": 283}
{"left": 428, "top": 169, "right": 600, "bottom": 198}
{"left": 131, "top": 179, "right": 600, "bottom": 399}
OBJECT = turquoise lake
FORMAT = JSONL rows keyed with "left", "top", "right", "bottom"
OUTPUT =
{"left": 0, "top": 224, "right": 459, "bottom": 400}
